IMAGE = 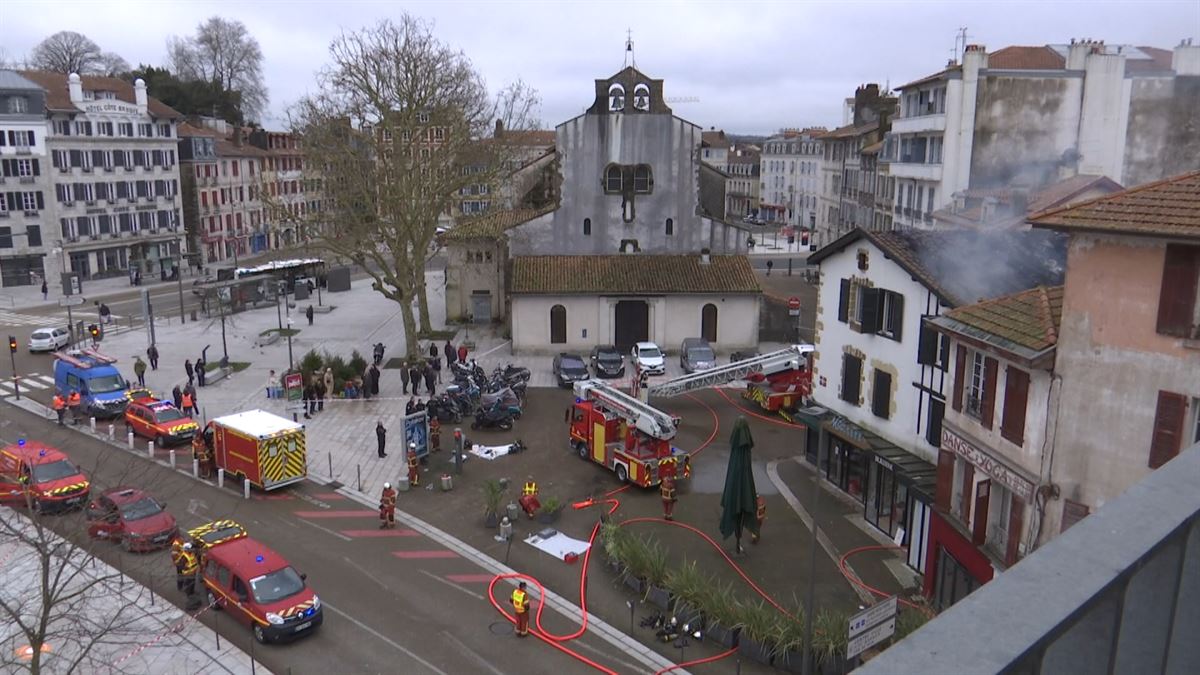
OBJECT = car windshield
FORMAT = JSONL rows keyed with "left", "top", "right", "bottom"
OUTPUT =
{"left": 250, "top": 566, "right": 307, "bottom": 604}
{"left": 119, "top": 497, "right": 163, "bottom": 521}
{"left": 87, "top": 374, "right": 126, "bottom": 394}
{"left": 31, "top": 460, "right": 79, "bottom": 483}
{"left": 596, "top": 349, "right": 621, "bottom": 363}
{"left": 638, "top": 347, "right": 661, "bottom": 358}
{"left": 561, "top": 356, "right": 586, "bottom": 370}
{"left": 154, "top": 407, "right": 186, "bottom": 423}
{"left": 32, "top": 330, "right": 52, "bottom": 339}
{"left": 688, "top": 348, "right": 715, "bottom": 361}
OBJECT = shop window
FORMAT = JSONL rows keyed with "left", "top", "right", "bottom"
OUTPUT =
{"left": 550, "top": 305, "right": 567, "bottom": 344}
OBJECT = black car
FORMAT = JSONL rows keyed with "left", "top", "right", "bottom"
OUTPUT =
{"left": 589, "top": 345, "right": 625, "bottom": 378}
{"left": 553, "top": 353, "right": 590, "bottom": 387}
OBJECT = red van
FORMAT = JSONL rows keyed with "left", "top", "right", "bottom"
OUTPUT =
{"left": 200, "top": 536, "right": 322, "bottom": 643}
{"left": 0, "top": 440, "right": 90, "bottom": 514}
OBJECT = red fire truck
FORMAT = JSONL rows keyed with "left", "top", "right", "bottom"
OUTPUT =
{"left": 568, "top": 380, "right": 688, "bottom": 487}
{"left": 203, "top": 410, "right": 307, "bottom": 491}
{"left": 644, "top": 345, "right": 814, "bottom": 418}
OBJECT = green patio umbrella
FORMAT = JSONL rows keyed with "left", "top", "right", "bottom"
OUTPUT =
{"left": 720, "top": 416, "right": 759, "bottom": 553}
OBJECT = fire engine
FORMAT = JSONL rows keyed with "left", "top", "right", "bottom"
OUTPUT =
{"left": 645, "top": 344, "right": 814, "bottom": 417}
{"left": 569, "top": 380, "right": 689, "bottom": 487}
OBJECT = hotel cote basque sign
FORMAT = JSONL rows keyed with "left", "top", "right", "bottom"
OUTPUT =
{"left": 82, "top": 101, "right": 139, "bottom": 115}
{"left": 941, "top": 427, "right": 1035, "bottom": 502}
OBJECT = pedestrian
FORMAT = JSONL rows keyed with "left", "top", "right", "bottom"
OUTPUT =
{"left": 306, "top": 304, "right": 314, "bottom": 326}
{"left": 659, "top": 457, "right": 678, "bottom": 521}
{"left": 99, "top": 302, "right": 112, "bottom": 325}
{"left": 172, "top": 385, "right": 182, "bottom": 409}
{"left": 408, "top": 363, "right": 421, "bottom": 393}
{"left": 323, "top": 368, "right": 334, "bottom": 402}
{"left": 266, "top": 370, "right": 279, "bottom": 399}
{"left": 519, "top": 480, "right": 540, "bottom": 519}
{"left": 424, "top": 363, "right": 436, "bottom": 396}
{"left": 173, "top": 542, "right": 199, "bottom": 598}
{"left": 428, "top": 342, "right": 438, "bottom": 364}
{"left": 361, "top": 366, "right": 372, "bottom": 400}
{"left": 302, "top": 383, "right": 313, "bottom": 419}
{"left": 751, "top": 495, "right": 767, "bottom": 544}
{"left": 405, "top": 396, "right": 416, "bottom": 416}
{"left": 180, "top": 389, "right": 195, "bottom": 416}
{"left": 41, "top": 280, "right": 48, "bottom": 301}
{"left": 133, "top": 356, "right": 147, "bottom": 387}
{"left": 400, "top": 361, "right": 410, "bottom": 395}
{"left": 415, "top": 398, "right": 427, "bottom": 413}
{"left": 147, "top": 344, "right": 159, "bottom": 370}
{"left": 511, "top": 581, "right": 531, "bottom": 637}
{"left": 315, "top": 376, "right": 326, "bottom": 412}
{"left": 431, "top": 354, "right": 442, "bottom": 383}
{"left": 67, "top": 389, "right": 82, "bottom": 424}
{"left": 195, "top": 357, "right": 206, "bottom": 387}
{"left": 51, "top": 391, "right": 66, "bottom": 425}
{"left": 379, "top": 482, "right": 397, "bottom": 529}
{"left": 376, "top": 420, "right": 388, "bottom": 458}
{"left": 457, "top": 344, "right": 468, "bottom": 364}
{"left": 443, "top": 340, "right": 455, "bottom": 369}
{"left": 407, "top": 442, "right": 420, "bottom": 487}
{"left": 184, "top": 382, "right": 198, "bottom": 408}
{"left": 184, "top": 360, "right": 194, "bottom": 386}
{"left": 369, "top": 363, "right": 381, "bottom": 396}
{"left": 430, "top": 417, "right": 441, "bottom": 452}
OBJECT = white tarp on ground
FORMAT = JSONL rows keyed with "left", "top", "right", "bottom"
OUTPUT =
{"left": 524, "top": 528, "right": 592, "bottom": 561}
{"left": 468, "top": 443, "right": 516, "bottom": 460}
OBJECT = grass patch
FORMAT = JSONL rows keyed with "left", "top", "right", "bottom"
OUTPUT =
{"left": 204, "top": 361, "right": 250, "bottom": 373}
{"left": 259, "top": 328, "right": 300, "bottom": 337}
{"left": 417, "top": 329, "right": 457, "bottom": 341}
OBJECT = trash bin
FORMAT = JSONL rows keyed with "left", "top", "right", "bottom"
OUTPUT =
{"left": 506, "top": 502, "right": 520, "bottom": 522}
{"left": 397, "top": 476, "right": 411, "bottom": 492}
{"left": 440, "top": 474, "right": 453, "bottom": 491}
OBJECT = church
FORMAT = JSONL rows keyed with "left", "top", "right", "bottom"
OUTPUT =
{"left": 444, "top": 55, "right": 759, "bottom": 355}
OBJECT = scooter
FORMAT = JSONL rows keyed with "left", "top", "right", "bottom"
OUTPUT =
{"left": 470, "top": 404, "right": 516, "bottom": 431}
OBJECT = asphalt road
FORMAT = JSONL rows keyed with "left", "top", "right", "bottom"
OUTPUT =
{"left": 0, "top": 405, "right": 628, "bottom": 675}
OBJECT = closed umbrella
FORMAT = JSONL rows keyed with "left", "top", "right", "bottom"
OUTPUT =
{"left": 719, "top": 416, "right": 759, "bottom": 554}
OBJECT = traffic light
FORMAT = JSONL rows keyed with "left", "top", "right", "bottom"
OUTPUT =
{"left": 88, "top": 324, "right": 100, "bottom": 341}
{"left": 7, "top": 336, "right": 15, "bottom": 353}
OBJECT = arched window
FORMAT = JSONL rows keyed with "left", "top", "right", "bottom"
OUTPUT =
{"left": 604, "top": 165, "right": 622, "bottom": 193}
{"left": 607, "top": 84, "right": 625, "bottom": 112}
{"left": 634, "top": 165, "right": 652, "bottom": 193}
{"left": 701, "top": 303, "right": 718, "bottom": 343}
{"left": 583, "top": 218, "right": 591, "bottom": 236}
{"left": 665, "top": 218, "right": 674, "bottom": 236}
{"left": 633, "top": 83, "right": 651, "bottom": 111}
{"left": 550, "top": 304, "right": 567, "bottom": 344}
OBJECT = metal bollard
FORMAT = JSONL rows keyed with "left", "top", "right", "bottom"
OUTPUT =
{"left": 217, "top": 468, "right": 225, "bottom": 488}
{"left": 108, "top": 423, "right": 114, "bottom": 440}
{"left": 328, "top": 452, "right": 333, "bottom": 478}
{"left": 357, "top": 464, "right": 361, "bottom": 491}
{"left": 89, "top": 417, "right": 96, "bottom": 432}
{"left": 127, "top": 431, "right": 135, "bottom": 448}
{"left": 169, "top": 450, "right": 176, "bottom": 469}
{"left": 243, "top": 480, "right": 251, "bottom": 500}
{"left": 192, "top": 458, "right": 199, "bottom": 477}
{"left": 146, "top": 440, "right": 154, "bottom": 458}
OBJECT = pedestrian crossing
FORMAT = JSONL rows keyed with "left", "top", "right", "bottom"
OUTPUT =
{"left": 0, "top": 372, "right": 55, "bottom": 397}
{"left": 0, "top": 309, "right": 75, "bottom": 328}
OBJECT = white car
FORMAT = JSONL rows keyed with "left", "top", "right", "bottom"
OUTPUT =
{"left": 631, "top": 341, "right": 666, "bottom": 376}
{"left": 29, "top": 327, "right": 70, "bottom": 352}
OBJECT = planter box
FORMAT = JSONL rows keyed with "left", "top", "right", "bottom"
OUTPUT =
{"left": 674, "top": 602, "right": 703, "bottom": 629}
{"left": 484, "top": 512, "right": 499, "bottom": 528}
{"left": 604, "top": 558, "right": 623, "bottom": 577}
{"left": 623, "top": 575, "right": 647, "bottom": 595}
{"left": 707, "top": 624, "right": 739, "bottom": 649}
{"left": 775, "top": 649, "right": 807, "bottom": 674}
{"left": 536, "top": 509, "right": 561, "bottom": 525}
{"left": 646, "top": 585, "right": 671, "bottom": 610}
{"left": 817, "top": 653, "right": 848, "bottom": 675}
{"left": 738, "top": 636, "right": 774, "bottom": 666}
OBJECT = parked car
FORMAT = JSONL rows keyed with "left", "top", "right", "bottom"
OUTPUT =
{"left": 680, "top": 338, "right": 717, "bottom": 374}
{"left": 730, "top": 350, "right": 761, "bottom": 363}
{"left": 125, "top": 393, "right": 198, "bottom": 447}
{"left": 631, "top": 341, "right": 665, "bottom": 376}
{"left": 589, "top": 345, "right": 626, "bottom": 379}
{"left": 553, "top": 353, "right": 590, "bottom": 388}
{"left": 85, "top": 487, "right": 178, "bottom": 552}
{"left": 28, "top": 327, "right": 70, "bottom": 352}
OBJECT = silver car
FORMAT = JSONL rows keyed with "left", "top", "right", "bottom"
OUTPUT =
{"left": 29, "top": 327, "right": 70, "bottom": 352}
{"left": 680, "top": 338, "right": 716, "bottom": 373}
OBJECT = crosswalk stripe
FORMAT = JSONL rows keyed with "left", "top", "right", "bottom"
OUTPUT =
{"left": 0, "top": 373, "right": 55, "bottom": 396}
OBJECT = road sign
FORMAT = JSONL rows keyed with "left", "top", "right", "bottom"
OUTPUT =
{"left": 846, "top": 616, "right": 896, "bottom": 659}
{"left": 58, "top": 296, "right": 85, "bottom": 307}
{"left": 788, "top": 296, "right": 801, "bottom": 316}
{"left": 849, "top": 596, "right": 897, "bottom": 639}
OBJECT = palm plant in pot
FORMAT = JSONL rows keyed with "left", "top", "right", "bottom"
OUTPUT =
{"left": 619, "top": 533, "right": 651, "bottom": 595}
{"left": 643, "top": 539, "right": 671, "bottom": 609}
{"left": 771, "top": 600, "right": 809, "bottom": 674}
{"left": 600, "top": 522, "right": 629, "bottom": 576}
{"left": 813, "top": 607, "right": 850, "bottom": 675}
{"left": 733, "top": 599, "right": 778, "bottom": 665}
{"left": 482, "top": 479, "right": 505, "bottom": 528}
{"left": 536, "top": 495, "right": 563, "bottom": 524}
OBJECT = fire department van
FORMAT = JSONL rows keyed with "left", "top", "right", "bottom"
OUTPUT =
{"left": 0, "top": 439, "right": 90, "bottom": 513}
{"left": 201, "top": 535, "right": 323, "bottom": 643}
{"left": 205, "top": 410, "right": 306, "bottom": 490}
{"left": 125, "top": 392, "right": 199, "bottom": 447}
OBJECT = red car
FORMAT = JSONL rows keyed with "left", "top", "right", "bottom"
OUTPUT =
{"left": 85, "top": 487, "right": 178, "bottom": 552}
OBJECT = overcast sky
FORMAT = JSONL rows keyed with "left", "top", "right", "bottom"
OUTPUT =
{"left": 6, "top": 0, "right": 1197, "bottom": 134}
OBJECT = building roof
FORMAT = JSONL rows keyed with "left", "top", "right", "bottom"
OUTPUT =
{"left": 819, "top": 120, "right": 880, "bottom": 140}
{"left": 988, "top": 46, "right": 1066, "bottom": 70}
{"left": 1029, "top": 170, "right": 1200, "bottom": 240}
{"left": 495, "top": 129, "right": 556, "bottom": 147}
{"left": 0, "top": 70, "right": 42, "bottom": 90}
{"left": 931, "top": 175, "right": 1124, "bottom": 229}
{"left": 701, "top": 130, "right": 728, "bottom": 148}
{"left": 442, "top": 206, "right": 556, "bottom": 242}
{"left": 18, "top": 70, "right": 181, "bottom": 118}
{"left": 936, "top": 285, "right": 1064, "bottom": 360}
{"left": 809, "top": 227, "right": 1067, "bottom": 307}
{"left": 511, "top": 254, "right": 760, "bottom": 295}
{"left": 897, "top": 66, "right": 961, "bottom": 90}
{"left": 178, "top": 122, "right": 270, "bottom": 158}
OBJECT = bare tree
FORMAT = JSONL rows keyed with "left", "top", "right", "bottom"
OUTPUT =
{"left": 276, "top": 15, "right": 539, "bottom": 356}
{"left": 29, "top": 31, "right": 103, "bottom": 74}
{"left": 96, "top": 52, "right": 131, "bottom": 78}
{"left": 168, "top": 17, "right": 268, "bottom": 120}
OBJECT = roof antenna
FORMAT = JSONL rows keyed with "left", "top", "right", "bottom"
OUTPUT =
{"left": 624, "top": 29, "right": 636, "bottom": 69}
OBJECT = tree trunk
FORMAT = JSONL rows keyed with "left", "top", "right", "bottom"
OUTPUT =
{"left": 415, "top": 265, "right": 433, "bottom": 334}
{"left": 399, "top": 293, "right": 419, "bottom": 359}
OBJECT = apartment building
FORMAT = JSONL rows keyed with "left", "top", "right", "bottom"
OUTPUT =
{"left": 178, "top": 121, "right": 269, "bottom": 264}
{"left": 815, "top": 85, "right": 896, "bottom": 247}
{"left": 760, "top": 129, "right": 822, "bottom": 227}
{"left": 0, "top": 71, "right": 51, "bottom": 287}
{"left": 885, "top": 39, "right": 1200, "bottom": 230}
{"left": 248, "top": 128, "right": 321, "bottom": 248}
{"left": 725, "top": 145, "right": 760, "bottom": 219}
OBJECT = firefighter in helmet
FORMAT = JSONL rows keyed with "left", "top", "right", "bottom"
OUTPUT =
{"left": 519, "top": 479, "right": 540, "bottom": 519}
{"left": 659, "top": 457, "right": 679, "bottom": 521}
{"left": 407, "top": 442, "right": 420, "bottom": 487}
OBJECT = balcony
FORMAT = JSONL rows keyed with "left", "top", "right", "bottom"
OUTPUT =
{"left": 891, "top": 110, "right": 947, "bottom": 134}
{"left": 889, "top": 162, "right": 943, "bottom": 182}
{"left": 858, "top": 443, "right": 1200, "bottom": 675}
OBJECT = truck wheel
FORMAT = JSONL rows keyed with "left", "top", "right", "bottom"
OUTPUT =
{"left": 615, "top": 464, "right": 629, "bottom": 483}
{"left": 31, "top": 499, "right": 44, "bottom": 515}
{"left": 253, "top": 624, "right": 268, "bottom": 644}
{"left": 470, "top": 421, "right": 480, "bottom": 430}
{"left": 575, "top": 441, "right": 588, "bottom": 459}
{"left": 120, "top": 535, "right": 134, "bottom": 553}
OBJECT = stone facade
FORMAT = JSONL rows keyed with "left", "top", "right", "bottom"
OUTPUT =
{"left": 0, "top": 71, "right": 51, "bottom": 287}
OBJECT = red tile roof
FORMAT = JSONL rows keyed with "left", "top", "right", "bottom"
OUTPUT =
{"left": 988, "top": 46, "right": 1066, "bottom": 70}
{"left": 1029, "top": 171, "right": 1200, "bottom": 240}
{"left": 511, "top": 254, "right": 760, "bottom": 295}
{"left": 442, "top": 206, "right": 556, "bottom": 241}
{"left": 941, "top": 285, "right": 1064, "bottom": 354}
{"left": 19, "top": 70, "right": 181, "bottom": 118}
{"left": 1124, "top": 46, "right": 1175, "bottom": 73}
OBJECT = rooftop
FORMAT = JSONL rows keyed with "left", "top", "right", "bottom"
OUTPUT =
{"left": 932, "top": 175, "right": 1124, "bottom": 229}
{"left": 0, "top": 69, "right": 43, "bottom": 91}
{"left": 18, "top": 70, "right": 180, "bottom": 118}
{"left": 988, "top": 45, "right": 1067, "bottom": 70}
{"left": 932, "top": 285, "right": 1064, "bottom": 363}
{"left": 441, "top": 205, "right": 557, "bottom": 242}
{"left": 1029, "top": 170, "right": 1200, "bottom": 240}
{"left": 511, "top": 254, "right": 760, "bottom": 295}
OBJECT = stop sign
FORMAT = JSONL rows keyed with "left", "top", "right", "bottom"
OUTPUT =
{"left": 788, "top": 296, "right": 801, "bottom": 310}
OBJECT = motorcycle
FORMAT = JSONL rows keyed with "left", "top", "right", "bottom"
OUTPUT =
{"left": 426, "top": 396, "right": 461, "bottom": 423}
{"left": 495, "top": 364, "right": 531, "bottom": 383}
{"left": 373, "top": 343, "right": 386, "bottom": 366}
{"left": 471, "top": 404, "right": 517, "bottom": 431}
{"left": 480, "top": 387, "right": 522, "bottom": 419}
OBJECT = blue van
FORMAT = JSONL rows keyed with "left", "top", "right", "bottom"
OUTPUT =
{"left": 54, "top": 350, "right": 129, "bottom": 419}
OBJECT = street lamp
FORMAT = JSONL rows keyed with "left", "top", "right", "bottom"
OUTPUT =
{"left": 286, "top": 316, "right": 295, "bottom": 370}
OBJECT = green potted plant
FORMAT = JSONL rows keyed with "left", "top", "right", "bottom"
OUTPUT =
{"left": 891, "top": 607, "right": 932, "bottom": 643}
{"left": 600, "top": 522, "right": 628, "bottom": 576}
{"left": 643, "top": 539, "right": 671, "bottom": 609}
{"left": 772, "top": 601, "right": 808, "bottom": 674}
{"left": 665, "top": 560, "right": 704, "bottom": 622}
{"left": 734, "top": 599, "right": 777, "bottom": 665}
{"left": 813, "top": 608, "right": 850, "bottom": 674}
{"left": 703, "top": 580, "right": 740, "bottom": 649}
{"left": 482, "top": 479, "right": 505, "bottom": 528}
{"left": 536, "top": 495, "right": 563, "bottom": 525}
{"left": 619, "top": 534, "right": 651, "bottom": 595}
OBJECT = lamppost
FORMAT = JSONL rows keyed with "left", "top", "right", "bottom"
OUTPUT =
{"left": 286, "top": 316, "right": 295, "bottom": 370}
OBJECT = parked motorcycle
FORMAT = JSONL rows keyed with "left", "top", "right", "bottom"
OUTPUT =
{"left": 496, "top": 364, "right": 531, "bottom": 383}
{"left": 480, "top": 387, "right": 522, "bottom": 419}
{"left": 471, "top": 404, "right": 517, "bottom": 431}
{"left": 426, "top": 396, "right": 462, "bottom": 423}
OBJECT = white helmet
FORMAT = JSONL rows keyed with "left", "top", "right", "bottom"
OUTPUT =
{"left": 182, "top": 542, "right": 193, "bottom": 551}
{"left": 383, "top": 482, "right": 391, "bottom": 489}
{"left": 409, "top": 442, "right": 416, "bottom": 449}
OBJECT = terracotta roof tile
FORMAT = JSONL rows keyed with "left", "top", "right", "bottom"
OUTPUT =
{"left": 442, "top": 206, "right": 556, "bottom": 241}
{"left": 988, "top": 46, "right": 1066, "bottom": 70}
{"left": 1125, "top": 46, "right": 1175, "bottom": 73}
{"left": 511, "top": 254, "right": 760, "bottom": 295}
{"left": 19, "top": 70, "right": 181, "bottom": 118}
{"left": 942, "top": 285, "right": 1063, "bottom": 353}
{"left": 1029, "top": 171, "right": 1200, "bottom": 240}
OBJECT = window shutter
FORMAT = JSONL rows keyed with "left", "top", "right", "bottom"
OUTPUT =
{"left": 960, "top": 463, "right": 975, "bottom": 522}
{"left": 6, "top": 131, "right": 14, "bottom": 145}
{"left": 860, "top": 288, "right": 881, "bottom": 333}
{"left": 1149, "top": 390, "right": 1187, "bottom": 469}
{"left": 952, "top": 345, "right": 966, "bottom": 412}
{"left": 69, "top": 150, "right": 81, "bottom": 167}
{"left": 888, "top": 292, "right": 904, "bottom": 341}
{"left": 1155, "top": 245, "right": 1200, "bottom": 338}
{"left": 926, "top": 398, "right": 946, "bottom": 447}
{"left": 5, "top": 194, "right": 15, "bottom": 211}
{"left": 842, "top": 355, "right": 862, "bottom": 404}
{"left": 36, "top": 192, "right": 44, "bottom": 210}
{"left": 1060, "top": 500, "right": 1089, "bottom": 533}
{"left": 1001, "top": 367, "right": 1030, "bottom": 445}
{"left": 1005, "top": 496, "right": 1024, "bottom": 566}
{"left": 872, "top": 370, "right": 892, "bottom": 419}
{"left": 971, "top": 480, "right": 990, "bottom": 546}
{"left": 838, "top": 279, "right": 850, "bottom": 323}
{"left": 980, "top": 357, "right": 998, "bottom": 430}
{"left": 32, "top": 159, "right": 39, "bottom": 176}
{"left": 918, "top": 320, "right": 937, "bottom": 365}
{"left": 935, "top": 449, "right": 955, "bottom": 511}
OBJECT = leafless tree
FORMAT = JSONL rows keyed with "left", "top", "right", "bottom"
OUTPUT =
{"left": 168, "top": 17, "right": 268, "bottom": 120}
{"left": 276, "top": 15, "right": 539, "bottom": 356}
{"left": 29, "top": 31, "right": 104, "bottom": 75}
{"left": 96, "top": 52, "right": 131, "bottom": 78}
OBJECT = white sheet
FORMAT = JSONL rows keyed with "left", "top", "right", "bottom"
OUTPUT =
{"left": 468, "top": 443, "right": 514, "bottom": 460}
{"left": 523, "top": 528, "right": 592, "bottom": 561}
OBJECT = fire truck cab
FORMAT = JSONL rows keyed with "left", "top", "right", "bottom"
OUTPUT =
{"left": 568, "top": 380, "right": 687, "bottom": 487}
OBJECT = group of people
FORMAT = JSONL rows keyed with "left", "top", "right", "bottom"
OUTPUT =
{"left": 399, "top": 358, "right": 440, "bottom": 397}
{"left": 171, "top": 382, "right": 200, "bottom": 416}
{"left": 184, "top": 354, "right": 209, "bottom": 388}
{"left": 49, "top": 390, "right": 82, "bottom": 425}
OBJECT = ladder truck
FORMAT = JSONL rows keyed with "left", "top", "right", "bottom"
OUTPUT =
{"left": 645, "top": 344, "right": 814, "bottom": 416}
{"left": 569, "top": 380, "right": 690, "bottom": 487}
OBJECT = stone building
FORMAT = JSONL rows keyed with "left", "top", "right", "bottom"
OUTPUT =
{"left": 760, "top": 129, "right": 822, "bottom": 227}
{"left": 0, "top": 71, "right": 51, "bottom": 287}
{"left": 178, "top": 120, "right": 269, "bottom": 264}
{"left": 248, "top": 128, "right": 322, "bottom": 248}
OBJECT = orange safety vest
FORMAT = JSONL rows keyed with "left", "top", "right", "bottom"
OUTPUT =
{"left": 52, "top": 395, "right": 66, "bottom": 410}
{"left": 381, "top": 488, "right": 397, "bottom": 509}
{"left": 660, "top": 476, "right": 676, "bottom": 502}
{"left": 67, "top": 392, "right": 81, "bottom": 406}
{"left": 181, "top": 393, "right": 193, "bottom": 408}
{"left": 522, "top": 481, "right": 538, "bottom": 496}
{"left": 511, "top": 589, "right": 528, "bottom": 612}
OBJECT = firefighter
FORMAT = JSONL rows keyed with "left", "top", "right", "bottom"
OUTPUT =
{"left": 511, "top": 581, "right": 531, "bottom": 637}
{"left": 174, "top": 542, "right": 200, "bottom": 598}
{"left": 193, "top": 429, "right": 215, "bottom": 479}
{"left": 67, "top": 389, "right": 82, "bottom": 424}
{"left": 750, "top": 495, "right": 767, "bottom": 544}
{"left": 407, "top": 442, "right": 420, "bottom": 487}
{"left": 51, "top": 392, "right": 67, "bottom": 425}
{"left": 379, "top": 482, "right": 397, "bottom": 529}
{"left": 519, "top": 480, "right": 540, "bottom": 519}
{"left": 429, "top": 417, "right": 441, "bottom": 452}
{"left": 659, "top": 457, "right": 678, "bottom": 521}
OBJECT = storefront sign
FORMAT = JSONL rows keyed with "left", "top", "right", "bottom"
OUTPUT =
{"left": 82, "top": 101, "right": 139, "bottom": 115}
{"left": 941, "top": 428, "right": 1034, "bottom": 502}
{"left": 874, "top": 455, "right": 895, "bottom": 471}
{"left": 828, "top": 414, "right": 865, "bottom": 444}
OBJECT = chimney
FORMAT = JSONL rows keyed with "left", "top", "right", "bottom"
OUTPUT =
{"left": 233, "top": 126, "right": 243, "bottom": 147}
{"left": 1067, "top": 39, "right": 1093, "bottom": 69}
{"left": 134, "top": 78, "right": 148, "bottom": 114}
{"left": 68, "top": 73, "right": 83, "bottom": 104}
{"left": 962, "top": 44, "right": 988, "bottom": 76}
{"left": 1174, "top": 39, "right": 1200, "bottom": 76}
{"left": 700, "top": 247, "right": 711, "bottom": 265}
{"left": 494, "top": 119, "right": 504, "bottom": 138}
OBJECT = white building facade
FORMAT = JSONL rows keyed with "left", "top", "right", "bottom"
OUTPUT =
{"left": 0, "top": 71, "right": 51, "bottom": 287}
{"left": 760, "top": 130, "right": 822, "bottom": 227}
